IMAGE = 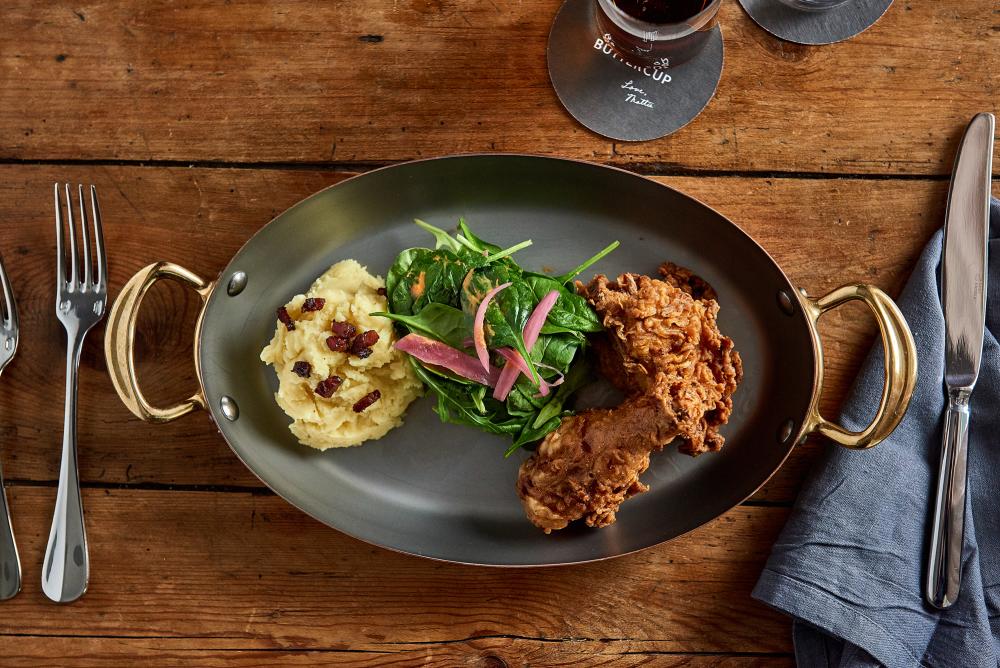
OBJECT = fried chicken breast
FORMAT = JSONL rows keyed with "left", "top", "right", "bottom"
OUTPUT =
{"left": 517, "top": 263, "right": 742, "bottom": 533}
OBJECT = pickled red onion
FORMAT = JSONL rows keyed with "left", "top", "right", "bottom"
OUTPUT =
{"left": 523, "top": 290, "right": 560, "bottom": 347}
{"left": 395, "top": 333, "right": 500, "bottom": 386}
{"left": 532, "top": 362, "right": 565, "bottom": 398}
{"left": 473, "top": 281, "right": 512, "bottom": 371}
{"left": 492, "top": 290, "right": 561, "bottom": 401}
{"left": 496, "top": 348, "right": 549, "bottom": 397}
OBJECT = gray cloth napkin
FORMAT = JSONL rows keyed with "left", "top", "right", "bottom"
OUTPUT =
{"left": 752, "top": 198, "right": 1000, "bottom": 668}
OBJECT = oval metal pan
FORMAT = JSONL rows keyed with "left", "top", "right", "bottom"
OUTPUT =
{"left": 197, "top": 155, "right": 815, "bottom": 566}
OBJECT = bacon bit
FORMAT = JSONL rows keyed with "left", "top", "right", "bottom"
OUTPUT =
{"left": 353, "top": 390, "right": 381, "bottom": 412}
{"left": 302, "top": 297, "right": 326, "bottom": 312}
{"left": 376, "top": 287, "right": 387, "bottom": 296}
{"left": 314, "top": 375, "right": 343, "bottom": 398}
{"left": 326, "top": 336, "right": 350, "bottom": 352}
{"left": 292, "top": 361, "right": 312, "bottom": 378}
{"left": 331, "top": 321, "right": 357, "bottom": 339}
{"left": 355, "top": 347, "right": 373, "bottom": 359}
{"left": 276, "top": 306, "right": 295, "bottom": 331}
{"left": 351, "top": 330, "right": 379, "bottom": 353}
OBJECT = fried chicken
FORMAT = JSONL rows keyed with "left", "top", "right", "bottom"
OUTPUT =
{"left": 585, "top": 262, "right": 742, "bottom": 455}
{"left": 517, "top": 392, "right": 679, "bottom": 532}
{"left": 516, "top": 263, "right": 742, "bottom": 533}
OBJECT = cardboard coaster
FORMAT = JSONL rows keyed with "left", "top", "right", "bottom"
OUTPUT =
{"left": 738, "top": 0, "right": 893, "bottom": 45}
{"left": 547, "top": 0, "right": 724, "bottom": 142}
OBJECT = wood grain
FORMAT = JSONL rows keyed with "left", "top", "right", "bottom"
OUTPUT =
{"left": 2, "top": 0, "right": 991, "bottom": 663}
{"left": 0, "top": 487, "right": 791, "bottom": 655}
{"left": 0, "top": 164, "right": 950, "bottom": 504}
{"left": 1, "top": 0, "right": 996, "bottom": 175}
{"left": 5, "top": 638, "right": 793, "bottom": 668}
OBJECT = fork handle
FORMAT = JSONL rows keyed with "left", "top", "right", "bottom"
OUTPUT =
{"left": 0, "top": 465, "right": 21, "bottom": 600}
{"left": 42, "top": 337, "right": 89, "bottom": 603}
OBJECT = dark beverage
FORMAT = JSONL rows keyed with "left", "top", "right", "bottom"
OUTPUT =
{"left": 595, "top": 0, "right": 720, "bottom": 67}
{"left": 612, "top": 0, "right": 711, "bottom": 24}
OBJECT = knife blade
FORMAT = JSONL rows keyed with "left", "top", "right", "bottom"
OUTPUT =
{"left": 926, "top": 112, "right": 995, "bottom": 609}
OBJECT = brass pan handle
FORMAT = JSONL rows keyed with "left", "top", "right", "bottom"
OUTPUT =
{"left": 105, "top": 262, "right": 214, "bottom": 423}
{"left": 799, "top": 284, "right": 917, "bottom": 449}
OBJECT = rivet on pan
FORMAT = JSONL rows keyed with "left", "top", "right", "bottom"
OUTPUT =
{"left": 778, "top": 419, "right": 795, "bottom": 444}
{"left": 227, "top": 271, "right": 248, "bottom": 296}
{"left": 220, "top": 396, "right": 239, "bottom": 422}
{"left": 776, "top": 290, "right": 795, "bottom": 316}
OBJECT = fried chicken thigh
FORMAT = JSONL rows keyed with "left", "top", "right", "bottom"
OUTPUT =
{"left": 517, "top": 263, "right": 742, "bottom": 533}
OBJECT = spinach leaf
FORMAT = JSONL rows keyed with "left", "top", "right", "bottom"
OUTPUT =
{"left": 414, "top": 219, "right": 463, "bottom": 252}
{"left": 389, "top": 248, "right": 470, "bottom": 316}
{"left": 372, "top": 303, "right": 471, "bottom": 349}
{"left": 493, "top": 282, "right": 536, "bottom": 339}
{"left": 504, "top": 359, "right": 593, "bottom": 456}
{"left": 469, "top": 384, "right": 488, "bottom": 414}
{"left": 460, "top": 268, "right": 537, "bottom": 383}
{"left": 538, "top": 323, "right": 587, "bottom": 340}
{"left": 457, "top": 219, "right": 501, "bottom": 254}
{"left": 523, "top": 273, "right": 602, "bottom": 333}
{"left": 555, "top": 240, "right": 620, "bottom": 285}
{"left": 388, "top": 248, "right": 434, "bottom": 315}
{"left": 531, "top": 333, "right": 581, "bottom": 373}
{"left": 410, "top": 360, "right": 526, "bottom": 437}
{"left": 385, "top": 247, "right": 423, "bottom": 303}
{"left": 504, "top": 335, "right": 583, "bottom": 420}
{"left": 455, "top": 247, "right": 489, "bottom": 269}
{"left": 508, "top": 416, "right": 563, "bottom": 454}
{"left": 419, "top": 251, "right": 469, "bottom": 310}
{"left": 414, "top": 219, "right": 532, "bottom": 272}
{"left": 457, "top": 241, "right": 531, "bottom": 272}
{"left": 505, "top": 378, "right": 547, "bottom": 416}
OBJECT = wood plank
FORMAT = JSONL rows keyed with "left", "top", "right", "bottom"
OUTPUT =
{"left": 3, "top": 639, "right": 793, "bottom": 668}
{"left": 0, "top": 165, "right": 947, "bottom": 501}
{"left": 0, "top": 488, "right": 791, "bottom": 654}
{"left": 1, "top": 1, "right": 996, "bottom": 174}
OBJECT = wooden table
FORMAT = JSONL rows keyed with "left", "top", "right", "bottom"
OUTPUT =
{"left": 1, "top": 1, "right": 996, "bottom": 665}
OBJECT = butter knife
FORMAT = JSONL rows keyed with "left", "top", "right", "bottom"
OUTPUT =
{"left": 925, "top": 112, "right": 995, "bottom": 610}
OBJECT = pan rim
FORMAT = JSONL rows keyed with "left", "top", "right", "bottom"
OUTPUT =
{"left": 196, "top": 153, "right": 816, "bottom": 567}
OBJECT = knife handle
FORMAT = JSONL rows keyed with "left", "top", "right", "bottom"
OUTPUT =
{"left": 926, "top": 388, "right": 970, "bottom": 609}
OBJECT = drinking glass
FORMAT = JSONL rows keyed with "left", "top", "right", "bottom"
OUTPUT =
{"left": 594, "top": 0, "right": 722, "bottom": 68}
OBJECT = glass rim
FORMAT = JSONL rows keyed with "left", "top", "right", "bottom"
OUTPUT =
{"left": 596, "top": 0, "right": 721, "bottom": 37}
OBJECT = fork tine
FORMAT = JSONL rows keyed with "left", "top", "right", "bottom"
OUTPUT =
{"left": 63, "top": 184, "right": 78, "bottom": 287}
{"left": 77, "top": 185, "right": 92, "bottom": 286}
{"left": 90, "top": 185, "right": 106, "bottom": 290}
{"left": 0, "top": 255, "right": 11, "bottom": 326}
{"left": 54, "top": 183, "right": 65, "bottom": 287}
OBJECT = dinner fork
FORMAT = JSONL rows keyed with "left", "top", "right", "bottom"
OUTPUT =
{"left": 0, "top": 255, "right": 21, "bottom": 600}
{"left": 43, "top": 184, "right": 107, "bottom": 603}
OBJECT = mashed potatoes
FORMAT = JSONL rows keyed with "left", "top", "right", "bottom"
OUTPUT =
{"left": 260, "top": 260, "right": 422, "bottom": 449}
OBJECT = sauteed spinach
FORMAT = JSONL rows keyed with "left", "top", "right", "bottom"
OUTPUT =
{"left": 375, "top": 219, "right": 617, "bottom": 454}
